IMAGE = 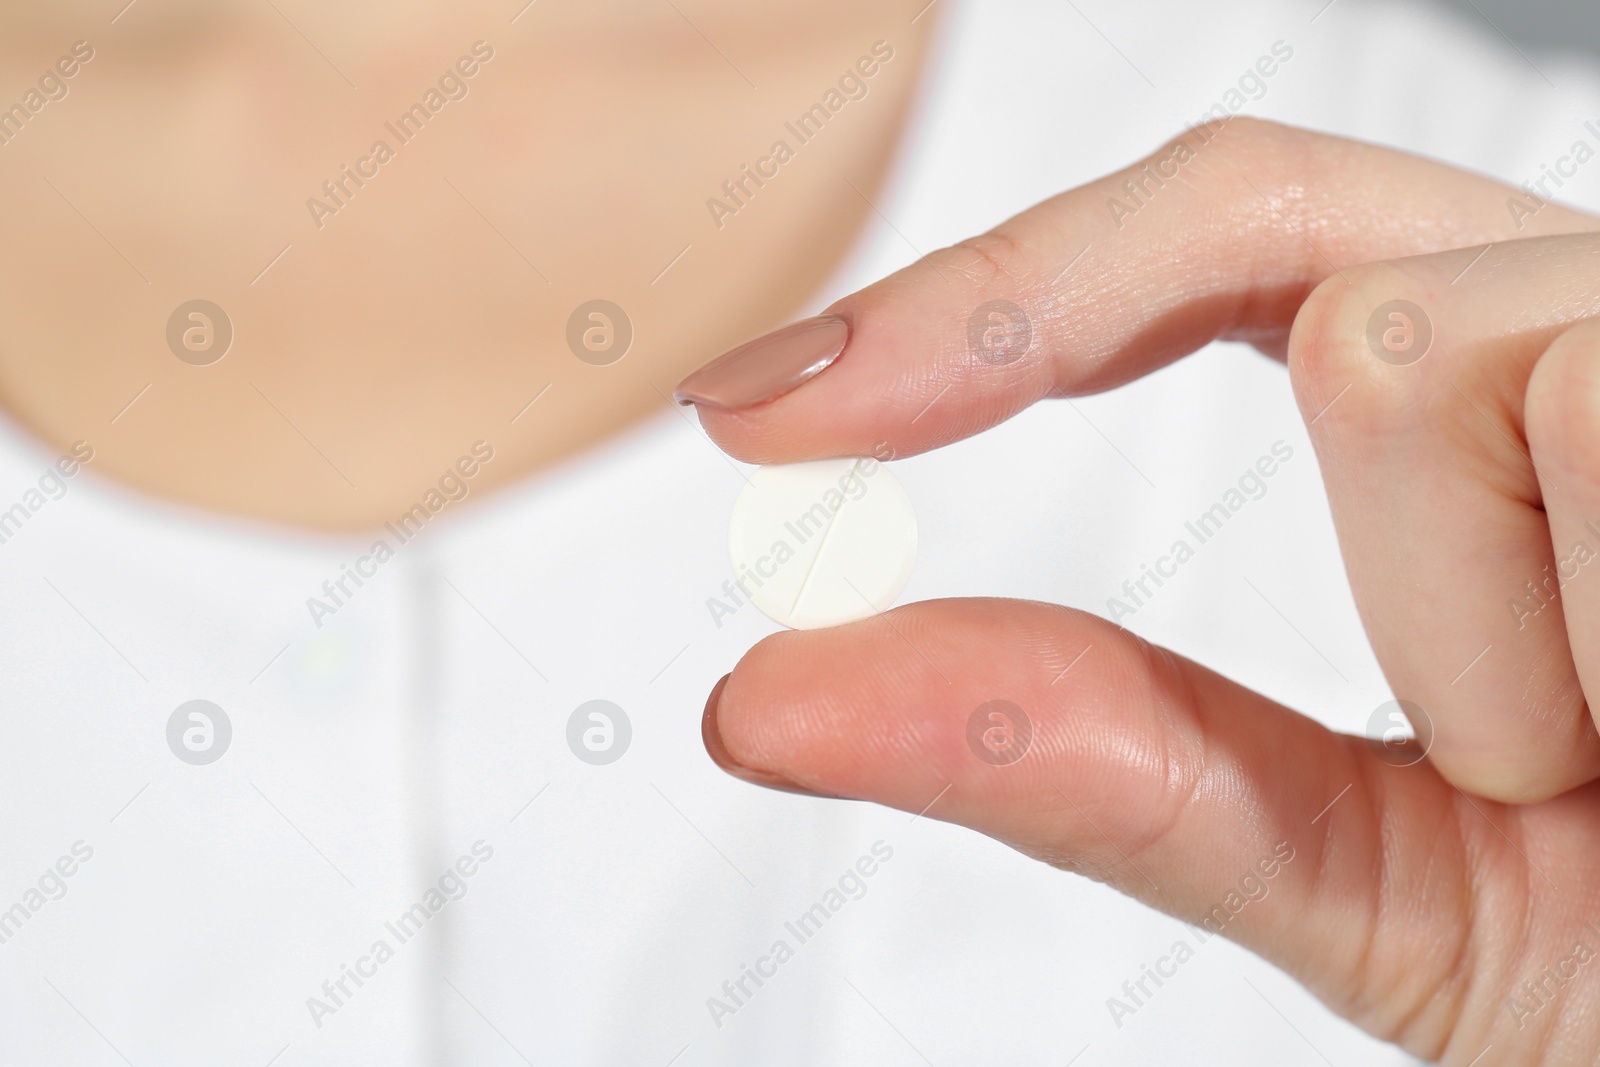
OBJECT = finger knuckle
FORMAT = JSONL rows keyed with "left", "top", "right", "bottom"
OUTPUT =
{"left": 1139, "top": 116, "right": 1308, "bottom": 210}
{"left": 1187, "top": 114, "right": 1298, "bottom": 161}
{"left": 1287, "top": 263, "right": 1435, "bottom": 443}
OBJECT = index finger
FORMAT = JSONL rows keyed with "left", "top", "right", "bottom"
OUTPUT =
{"left": 674, "top": 118, "right": 1600, "bottom": 461}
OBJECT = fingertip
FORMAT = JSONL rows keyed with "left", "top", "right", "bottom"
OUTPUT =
{"left": 701, "top": 668, "right": 840, "bottom": 799}
{"left": 673, "top": 314, "right": 850, "bottom": 411}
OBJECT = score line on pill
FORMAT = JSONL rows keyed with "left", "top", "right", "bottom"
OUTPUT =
{"left": 728, "top": 457, "right": 918, "bottom": 630}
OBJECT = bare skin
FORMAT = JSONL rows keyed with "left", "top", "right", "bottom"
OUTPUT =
{"left": 0, "top": 0, "right": 932, "bottom": 528}
{"left": 694, "top": 120, "right": 1600, "bottom": 1064}
{"left": 19, "top": 5, "right": 1600, "bottom": 1059}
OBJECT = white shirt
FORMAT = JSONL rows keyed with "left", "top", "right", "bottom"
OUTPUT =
{"left": 3, "top": 1, "right": 1598, "bottom": 1063}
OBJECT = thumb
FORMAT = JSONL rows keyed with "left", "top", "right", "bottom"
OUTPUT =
{"left": 702, "top": 598, "right": 1479, "bottom": 1055}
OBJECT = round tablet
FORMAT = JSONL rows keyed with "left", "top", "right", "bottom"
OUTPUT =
{"left": 728, "top": 458, "right": 918, "bottom": 630}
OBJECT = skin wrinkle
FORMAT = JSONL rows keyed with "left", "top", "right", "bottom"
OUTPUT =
{"left": 1413, "top": 794, "right": 1478, "bottom": 1043}
{"left": 1236, "top": 121, "right": 1327, "bottom": 284}
{"left": 1048, "top": 133, "right": 1215, "bottom": 392}
{"left": 1116, "top": 641, "right": 1293, "bottom": 914}
{"left": 1089, "top": 122, "right": 1322, "bottom": 388}
{"left": 1061, "top": 641, "right": 1216, "bottom": 902}
{"left": 1136, "top": 653, "right": 1222, "bottom": 885}
{"left": 855, "top": 257, "right": 1052, "bottom": 450}
{"left": 1030, "top": 844, "right": 1097, "bottom": 880}
{"left": 1457, "top": 791, "right": 1544, "bottom": 1064}
{"left": 1323, "top": 745, "right": 1400, "bottom": 1035}
{"left": 731, "top": 594, "right": 1600, "bottom": 1062}
{"left": 1523, "top": 639, "right": 1590, "bottom": 734}
{"left": 1497, "top": 611, "right": 1585, "bottom": 741}
{"left": 1367, "top": 758, "right": 1471, "bottom": 1057}
{"left": 1491, "top": 812, "right": 1555, "bottom": 1062}
{"left": 698, "top": 120, "right": 1600, "bottom": 1062}
{"left": 1029, "top": 643, "right": 1159, "bottom": 883}
{"left": 949, "top": 228, "right": 1032, "bottom": 292}
{"left": 999, "top": 611, "right": 1210, "bottom": 891}
{"left": 1312, "top": 748, "right": 1484, "bottom": 1064}
{"left": 1455, "top": 363, "right": 1579, "bottom": 498}
{"left": 1225, "top": 158, "right": 1327, "bottom": 354}
{"left": 1288, "top": 249, "right": 1600, "bottom": 800}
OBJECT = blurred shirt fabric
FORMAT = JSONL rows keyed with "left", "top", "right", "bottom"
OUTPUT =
{"left": 3, "top": 1, "right": 1599, "bottom": 1064}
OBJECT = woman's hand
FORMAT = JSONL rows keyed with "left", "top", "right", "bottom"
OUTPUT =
{"left": 680, "top": 119, "right": 1600, "bottom": 1065}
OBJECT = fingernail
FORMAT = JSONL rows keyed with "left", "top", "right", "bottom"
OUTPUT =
{"left": 701, "top": 673, "right": 834, "bottom": 798}
{"left": 674, "top": 314, "right": 849, "bottom": 409}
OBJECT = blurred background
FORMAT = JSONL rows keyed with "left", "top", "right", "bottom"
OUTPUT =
{"left": 2, "top": 1, "right": 1600, "bottom": 1065}
{"left": 1436, "top": 0, "right": 1600, "bottom": 56}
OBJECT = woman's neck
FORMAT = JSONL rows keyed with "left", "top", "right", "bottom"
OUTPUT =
{"left": 0, "top": 1, "right": 932, "bottom": 529}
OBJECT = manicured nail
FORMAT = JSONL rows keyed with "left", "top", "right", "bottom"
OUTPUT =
{"left": 674, "top": 314, "right": 849, "bottom": 409}
{"left": 701, "top": 673, "right": 835, "bottom": 798}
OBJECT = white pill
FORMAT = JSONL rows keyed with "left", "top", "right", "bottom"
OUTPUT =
{"left": 728, "top": 457, "right": 918, "bottom": 630}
